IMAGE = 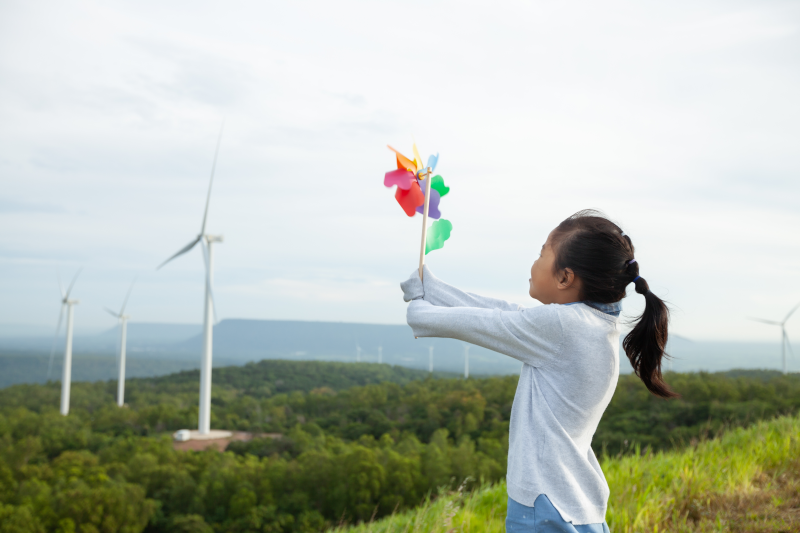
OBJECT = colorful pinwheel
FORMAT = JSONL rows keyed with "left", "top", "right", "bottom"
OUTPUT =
{"left": 383, "top": 144, "right": 452, "bottom": 277}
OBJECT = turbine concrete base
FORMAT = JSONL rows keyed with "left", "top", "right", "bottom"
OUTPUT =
{"left": 188, "top": 430, "right": 233, "bottom": 440}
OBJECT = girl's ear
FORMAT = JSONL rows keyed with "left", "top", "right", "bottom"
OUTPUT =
{"left": 556, "top": 268, "right": 576, "bottom": 290}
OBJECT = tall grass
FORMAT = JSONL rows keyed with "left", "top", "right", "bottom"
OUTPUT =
{"left": 332, "top": 414, "right": 800, "bottom": 533}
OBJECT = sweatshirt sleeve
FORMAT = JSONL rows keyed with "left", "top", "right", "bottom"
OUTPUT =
{"left": 400, "top": 266, "right": 526, "bottom": 311}
{"left": 406, "top": 299, "right": 564, "bottom": 368}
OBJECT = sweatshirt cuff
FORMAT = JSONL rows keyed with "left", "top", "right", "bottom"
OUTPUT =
{"left": 400, "top": 265, "right": 439, "bottom": 302}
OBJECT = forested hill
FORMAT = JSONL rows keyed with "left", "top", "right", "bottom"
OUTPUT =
{"left": 143, "top": 359, "right": 456, "bottom": 395}
{"left": 1, "top": 362, "right": 800, "bottom": 532}
{"left": 0, "top": 360, "right": 452, "bottom": 414}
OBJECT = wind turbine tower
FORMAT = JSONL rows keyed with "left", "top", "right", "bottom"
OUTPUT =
{"left": 464, "top": 345, "right": 470, "bottom": 379}
{"left": 356, "top": 344, "right": 362, "bottom": 362}
{"left": 48, "top": 270, "right": 81, "bottom": 416}
{"left": 378, "top": 346, "right": 382, "bottom": 364}
{"left": 429, "top": 346, "right": 434, "bottom": 373}
{"left": 60, "top": 299, "right": 78, "bottom": 415}
{"left": 105, "top": 278, "right": 136, "bottom": 407}
{"left": 749, "top": 302, "right": 799, "bottom": 375}
{"left": 158, "top": 125, "right": 225, "bottom": 436}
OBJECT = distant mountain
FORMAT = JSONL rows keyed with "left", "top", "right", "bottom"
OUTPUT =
{"left": 0, "top": 319, "right": 527, "bottom": 376}
{"left": 94, "top": 322, "right": 203, "bottom": 345}
{"left": 175, "top": 318, "right": 523, "bottom": 374}
{"left": 0, "top": 318, "right": 788, "bottom": 389}
{"left": 0, "top": 322, "right": 202, "bottom": 353}
{"left": 162, "top": 319, "right": 790, "bottom": 375}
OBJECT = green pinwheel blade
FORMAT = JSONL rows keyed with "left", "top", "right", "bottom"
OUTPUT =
{"left": 430, "top": 175, "right": 449, "bottom": 197}
{"left": 425, "top": 219, "right": 453, "bottom": 255}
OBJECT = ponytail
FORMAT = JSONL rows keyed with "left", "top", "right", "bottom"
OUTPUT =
{"left": 551, "top": 209, "right": 678, "bottom": 399}
{"left": 622, "top": 275, "right": 678, "bottom": 398}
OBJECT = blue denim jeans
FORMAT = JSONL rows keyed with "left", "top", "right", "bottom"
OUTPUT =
{"left": 506, "top": 496, "right": 610, "bottom": 533}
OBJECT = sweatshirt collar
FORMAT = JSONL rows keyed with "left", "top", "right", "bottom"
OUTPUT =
{"left": 564, "top": 300, "right": 622, "bottom": 317}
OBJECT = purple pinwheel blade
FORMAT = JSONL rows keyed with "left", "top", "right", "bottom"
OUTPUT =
{"left": 416, "top": 185, "right": 441, "bottom": 219}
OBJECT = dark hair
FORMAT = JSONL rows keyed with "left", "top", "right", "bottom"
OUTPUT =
{"left": 550, "top": 209, "right": 677, "bottom": 399}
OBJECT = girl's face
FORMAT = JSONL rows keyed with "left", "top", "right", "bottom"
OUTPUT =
{"left": 529, "top": 231, "right": 582, "bottom": 305}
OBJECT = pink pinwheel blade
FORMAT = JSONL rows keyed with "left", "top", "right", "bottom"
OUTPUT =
{"left": 384, "top": 169, "right": 416, "bottom": 190}
{"left": 416, "top": 185, "right": 441, "bottom": 219}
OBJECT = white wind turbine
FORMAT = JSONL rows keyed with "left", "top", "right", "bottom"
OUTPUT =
{"left": 464, "top": 345, "right": 470, "bottom": 379}
{"left": 749, "top": 302, "right": 799, "bottom": 375}
{"left": 158, "top": 126, "right": 224, "bottom": 436}
{"left": 47, "top": 269, "right": 81, "bottom": 416}
{"left": 104, "top": 278, "right": 136, "bottom": 407}
{"left": 428, "top": 346, "right": 434, "bottom": 373}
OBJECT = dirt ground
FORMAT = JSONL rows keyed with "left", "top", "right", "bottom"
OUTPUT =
{"left": 172, "top": 431, "right": 281, "bottom": 452}
{"left": 675, "top": 459, "right": 800, "bottom": 533}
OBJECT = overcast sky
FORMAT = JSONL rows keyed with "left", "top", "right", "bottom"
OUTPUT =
{"left": 1, "top": 0, "right": 799, "bottom": 342}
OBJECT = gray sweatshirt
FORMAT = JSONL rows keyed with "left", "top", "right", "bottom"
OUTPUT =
{"left": 401, "top": 266, "right": 620, "bottom": 525}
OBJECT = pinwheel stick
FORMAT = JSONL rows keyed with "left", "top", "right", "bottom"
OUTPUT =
{"left": 418, "top": 167, "right": 433, "bottom": 280}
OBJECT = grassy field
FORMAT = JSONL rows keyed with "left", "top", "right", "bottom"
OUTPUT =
{"left": 332, "top": 414, "right": 800, "bottom": 533}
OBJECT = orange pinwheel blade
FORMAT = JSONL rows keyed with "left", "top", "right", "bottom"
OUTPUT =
{"left": 388, "top": 145, "right": 416, "bottom": 173}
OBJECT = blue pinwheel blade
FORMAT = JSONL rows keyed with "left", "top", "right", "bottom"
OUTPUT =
{"left": 427, "top": 153, "right": 439, "bottom": 173}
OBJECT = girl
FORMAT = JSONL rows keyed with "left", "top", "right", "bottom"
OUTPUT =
{"left": 401, "top": 210, "right": 675, "bottom": 533}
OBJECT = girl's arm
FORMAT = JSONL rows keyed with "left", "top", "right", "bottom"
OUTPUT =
{"left": 401, "top": 266, "right": 526, "bottom": 311}
{"left": 406, "top": 298, "right": 563, "bottom": 368}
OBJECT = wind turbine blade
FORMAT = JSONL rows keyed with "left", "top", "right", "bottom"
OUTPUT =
{"left": 201, "top": 236, "right": 209, "bottom": 271}
{"left": 47, "top": 305, "right": 65, "bottom": 380}
{"left": 200, "top": 121, "right": 224, "bottom": 236}
{"left": 58, "top": 272, "right": 65, "bottom": 299}
{"left": 65, "top": 267, "right": 82, "bottom": 299}
{"left": 104, "top": 307, "right": 119, "bottom": 318}
{"left": 119, "top": 276, "right": 137, "bottom": 316}
{"left": 783, "top": 302, "right": 800, "bottom": 324}
{"left": 157, "top": 236, "right": 202, "bottom": 270}
{"left": 201, "top": 240, "right": 219, "bottom": 324}
{"left": 747, "top": 317, "right": 782, "bottom": 326}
